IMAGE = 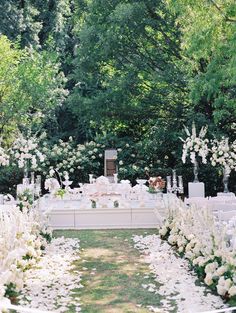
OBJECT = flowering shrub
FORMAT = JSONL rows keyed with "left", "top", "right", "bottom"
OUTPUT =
{"left": 40, "top": 136, "right": 80, "bottom": 177}
{"left": 180, "top": 122, "right": 209, "bottom": 164}
{"left": 211, "top": 137, "right": 236, "bottom": 171}
{"left": 39, "top": 138, "right": 104, "bottom": 183}
{"left": 160, "top": 202, "right": 236, "bottom": 301}
{"left": 117, "top": 142, "right": 154, "bottom": 182}
{"left": 10, "top": 132, "right": 46, "bottom": 173}
{"left": 77, "top": 141, "right": 104, "bottom": 181}
{"left": 0, "top": 145, "right": 9, "bottom": 166}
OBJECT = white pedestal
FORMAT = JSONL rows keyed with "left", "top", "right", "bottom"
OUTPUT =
{"left": 188, "top": 182, "right": 205, "bottom": 198}
{"left": 217, "top": 192, "right": 235, "bottom": 197}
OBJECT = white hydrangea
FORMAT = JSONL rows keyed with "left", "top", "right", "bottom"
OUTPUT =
{"left": 11, "top": 132, "right": 46, "bottom": 171}
{"left": 210, "top": 137, "right": 236, "bottom": 171}
{"left": 0, "top": 146, "right": 9, "bottom": 166}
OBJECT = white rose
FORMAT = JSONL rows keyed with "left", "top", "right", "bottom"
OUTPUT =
{"left": 204, "top": 273, "right": 213, "bottom": 286}
{"left": 224, "top": 278, "right": 233, "bottom": 290}
{"left": 159, "top": 227, "right": 168, "bottom": 237}
{"left": 228, "top": 285, "right": 236, "bottom": 297}
{"left": 205, "top": 262, "right": 218, "bottom": 274}
{"left": 216, "top": 266, "right": 227, "bottom": 276}
{"left": 217, "top": 284, "right": 227, "bottom": 296}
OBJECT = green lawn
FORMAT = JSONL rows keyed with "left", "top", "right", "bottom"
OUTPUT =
{"left": 54, "top": 229, "right": 165, "bottom": 313}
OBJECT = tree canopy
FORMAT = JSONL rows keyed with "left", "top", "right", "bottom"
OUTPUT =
{"left": 68, "top": 0, "right": 188, "bottom": 141}
{"left": 0, "top": 35, "right": 66, "bottom": 140}
{"left": 0, "top": 0, "right": 235, "bottom": 194}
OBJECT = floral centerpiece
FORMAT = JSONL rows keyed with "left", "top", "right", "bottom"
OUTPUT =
{"left": 210, "top": 137, "right": 236, "bottom": 193}
{"left": 180, "top": 122, "right": 209, "bottom": 182}
{"left": 148, "top": 176, "right": 165, "bottom": 193}
{"left": 11, "top": 132, "right": 46, "bottom": 178}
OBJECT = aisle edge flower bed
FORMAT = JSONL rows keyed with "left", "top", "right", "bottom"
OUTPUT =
{"left": 0, "top": 201, "right": 82, "bottom": 312}
{"left": 0, "top": 208, "right": 50, "bottom": 305}
{"left": 133, "top": 234, "right": 226, "bottom": 313}
{"left": 159, "top": 200, "right": 236, "bottom": 304}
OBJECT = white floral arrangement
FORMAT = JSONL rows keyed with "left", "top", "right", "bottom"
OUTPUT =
{"left": 11, "top": 132, "right": 46, "bottom": 171}
{"left": 210, "top": 137, "right": 236, "bottom": 171}
{"left": 44, "top": 177, "right": 61, "bottom": 193}
{"left": 0, "top": 208, "right": 50, "bottom": 304}
{"left": 180, "top": 122, "right": 209, "bottom": 164}
{"left": 159, "top": 202, "right": 236, "bottom": 300}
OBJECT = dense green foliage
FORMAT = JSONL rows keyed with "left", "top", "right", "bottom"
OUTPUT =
{"left": 0, "top": 0, "right": 235, "bottom": 195}
{"left": 169, "top": 0, "right": 236, "bottom": 137}
{"left": 69, "top": 0, "right": 187, "bottom": 140}
{"left": 0, "top": 35, "right": 66, "bottom": 141}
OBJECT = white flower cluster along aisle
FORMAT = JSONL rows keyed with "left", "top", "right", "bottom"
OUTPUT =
{"left": 132, "top": 196, "right": 236, "bottom": 312}
{"left": 0, "top": 206, "right": 82, "bottom": 312}
{"left": 0, "top": 209, "right": 46, "bottom": 303}
{"left": 160, "top": 205, "right": 236, "bottom": 299}
{"left": 133, "top": 197, "right": 236, "bottom": 312}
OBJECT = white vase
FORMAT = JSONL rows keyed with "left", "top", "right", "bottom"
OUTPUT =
{"left": 222, "top": 167, "right": 230, "bottom": 193}
{"left": 193, "top": 158, "right": 199, "bottom": 183}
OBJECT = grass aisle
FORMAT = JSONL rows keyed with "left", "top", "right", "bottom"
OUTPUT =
{"left": 54, "top": 229, "right": 162, "bottom": 313}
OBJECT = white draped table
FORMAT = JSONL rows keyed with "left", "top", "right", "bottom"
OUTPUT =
{"left": 38, "top": 193, "right": 172, "bottom": 229}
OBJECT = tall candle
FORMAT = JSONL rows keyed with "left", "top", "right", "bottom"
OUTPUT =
{"left": 167, "top": 176, "right": 172, "bottom": 192}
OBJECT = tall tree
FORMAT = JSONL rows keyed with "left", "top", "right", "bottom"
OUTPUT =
{"left": 0, "top": 35, "right": 67, "bottom": 140}
{"left": 68, "top": 0, "right": 188, "bottom": 141}
{"left": 168, "top": 0, "right": 236, "bottom": 138}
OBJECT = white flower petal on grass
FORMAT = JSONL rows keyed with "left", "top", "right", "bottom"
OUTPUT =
{"left": 133, "top": 234, "right": 226, "bottom": 313}
{"left": 19, "top": 237, "right": 82, "bottom": 312}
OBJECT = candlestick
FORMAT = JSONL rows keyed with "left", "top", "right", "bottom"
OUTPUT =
{"left": 113, "top": 173, "right": 118, "bottom": 184}
{"left": 167, "top": 170, "right": 184, "bottom": 195}
{"left": 167, "top": 176, "right": 172, "bottom": 193}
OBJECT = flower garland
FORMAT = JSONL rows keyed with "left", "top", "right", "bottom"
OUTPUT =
{"left": 180, "top": 122, "right": 209, "bottom": 164}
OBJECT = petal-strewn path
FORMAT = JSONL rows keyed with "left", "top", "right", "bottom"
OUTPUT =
{"left": 53, "top": 229, "right": 227, "bottom": 313}
{"left": 54, "top": 229, "right": 162, "bottom": 313}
